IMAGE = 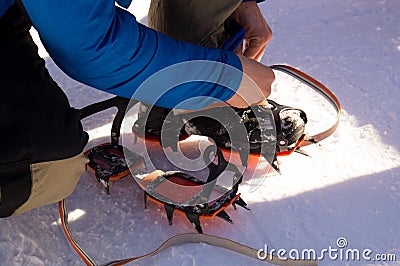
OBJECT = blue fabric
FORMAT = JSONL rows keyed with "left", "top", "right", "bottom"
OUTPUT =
{"left": 0, "top": 0, "right": 14, "bottom": 18}
{"left": 222, "top": 27, "right": 246, "bottom": 51}
{"left": 115, "top": 0, "right": 131, "bottom": 8}
{"left": 19, "top": 0, "right": 243, "bottom": 110}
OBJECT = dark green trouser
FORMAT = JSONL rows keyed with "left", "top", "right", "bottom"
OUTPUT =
{"left": 0, "top": 5, "right": 88, "bottom": 217}
{"left": 148, "top": 0, "right": 243, "bottom": 48}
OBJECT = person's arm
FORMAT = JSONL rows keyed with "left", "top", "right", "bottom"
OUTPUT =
{"left": 231, "top": 1, "right": 272, "bottom": 62}
{"left": 20, "top": 0, "right": 272, "bottom": 110}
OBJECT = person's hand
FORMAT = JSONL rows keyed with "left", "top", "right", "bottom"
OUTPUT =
{"left": 230, "top": 1, "right": 272, "bottom": 62}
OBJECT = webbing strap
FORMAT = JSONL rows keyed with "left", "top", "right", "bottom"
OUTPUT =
{"left": 58, "top": 200, "right": 97, "bottom": 266}
{"left": 59, "top": 199, "right": 317, "bottom": 266}
{"left": 270, "top": 65, "right": 342, "bottom": 147}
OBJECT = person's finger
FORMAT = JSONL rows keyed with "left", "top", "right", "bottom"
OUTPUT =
{"left": 253, "top": 43, "right": 267, "bottom": 62}
{"left": 243, "top": 39, "right": 266, "bottom": 60}
{"left": 234, "top": 41, "right": 244, "bottom": 55}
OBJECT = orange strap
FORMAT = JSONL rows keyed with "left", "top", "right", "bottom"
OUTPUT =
{"left": 59, "top": 199, "right": 317, "bottom": 266}
{"left": 58, "top": 200, "right": 97, "bottom": 266}
{"left": 270, "top": 65, "right": 342, "bottom": 147}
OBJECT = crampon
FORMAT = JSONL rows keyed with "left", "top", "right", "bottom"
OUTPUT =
{"left": 57, "top": 64, "right": 335, "bottom": 266}
{"left": 132, "top": 65, "right": 341, "bottom": 173}
{"left": 140, "top": 147, "right": 249, "bottom": 233}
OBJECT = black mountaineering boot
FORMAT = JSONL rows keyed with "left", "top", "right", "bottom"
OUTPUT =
{"left": 132, "top": 101, "right": 307, "bottom": 171}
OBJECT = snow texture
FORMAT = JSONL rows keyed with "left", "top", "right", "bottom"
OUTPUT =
{"left": 1, "top": 0, "right": 399, "bottom": 265}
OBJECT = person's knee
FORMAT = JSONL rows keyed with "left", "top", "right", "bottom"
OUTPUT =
{"left": 0, "top": 152, "right": 88, "bottom": 218}
{"left": 0, "top": 106, "right": 89, "bottom": 217}
{"left": 14, "top": 153, "right": 88, "bottom": 216}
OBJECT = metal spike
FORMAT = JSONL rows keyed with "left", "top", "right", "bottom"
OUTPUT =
{"left": 272, "top": 153, "right": 281, "bottom": 174}
{"left": 99, "top": 178, "right": 110, "bottom": 195}
{"left": 185, "top": 213, "right": 203, "bottom": 234}
{"left": 234, "top": 197, "right": 250, "bottom": 210}
{"left": 305, "top": 138, "right": 318, "bottom": 144}
{"left": 271, "top": 161, "right": 280, "bottom": 174}
{"left": 216, "top": 211, "right": 233, "bottom": 224}
{"left": 294, "top": 148, "right": 311, "bottom": 157}
{"left": 164, "top": 204, "right": 175, "bottom": 225}
{"left": 262, "top": 152, "right": 280, "bottom": 174}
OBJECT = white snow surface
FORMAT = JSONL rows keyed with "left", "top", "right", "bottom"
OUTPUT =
{"left": 1, "top": 0, "right": 400, "bottom": 265}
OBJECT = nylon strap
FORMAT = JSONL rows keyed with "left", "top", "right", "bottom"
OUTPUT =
{"left": 58, "top": 200, "right": 97, "bottom": 266}
{"left": 270, "top": 65, "right": 342, "bottom": 147}
{"left": 59, "top": 199, "right": 317, "bottom": 266}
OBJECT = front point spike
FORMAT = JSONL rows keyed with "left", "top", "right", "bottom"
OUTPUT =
{"left": 294, "top": 147, "right": 311, "bottom": 157}
{"left": 262, "top": 152, "right": 280, "bottom": 174}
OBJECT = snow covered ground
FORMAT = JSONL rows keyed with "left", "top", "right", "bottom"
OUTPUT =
{"left": 1, "top": 0, "right": 399, "bottom": 265}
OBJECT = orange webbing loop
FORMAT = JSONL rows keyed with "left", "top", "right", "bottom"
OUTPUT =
{"left": 59, "top": 198, "right": 317, "bottom": 266}
{"left": 58, "top": 200, "right": 97, "bottom": 266}
{"left": 270, "top": 64, "right": 342, "bottom": 147}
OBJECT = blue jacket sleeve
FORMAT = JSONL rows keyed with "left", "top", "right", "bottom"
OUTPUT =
{"left": 20, "top": 0, "right": 243, "bottom": 110}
